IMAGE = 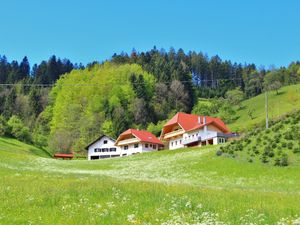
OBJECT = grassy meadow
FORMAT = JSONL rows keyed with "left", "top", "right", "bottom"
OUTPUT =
{"left": 1, "top": 136, "right": 300, "bottom": 224}
{"left": 228, "top": 83, "right": 300, "bottom": 132}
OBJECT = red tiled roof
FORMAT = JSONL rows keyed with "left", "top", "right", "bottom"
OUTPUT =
{"left": 164, "top": 112, "right": 230, "bottom": 133}
{"left": 119, "top": 129, "right": 163, "bottom": 145}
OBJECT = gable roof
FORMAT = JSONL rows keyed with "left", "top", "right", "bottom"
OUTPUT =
{"left": 85, "top": 135, "right": 116, "bottom": 150}
{"left": 163, "top": 112, "right": 230, "bottom": 133}
{"left": 117, "top": 129, "right": 163, "bottom": 145}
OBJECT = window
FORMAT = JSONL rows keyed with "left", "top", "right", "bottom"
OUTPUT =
{"left": 150, "top": 144, "right": 152, "bottom": 147}
{"left": 145, "top": 143, "right": 149, "bottom": 148}
{"left": 180, "top": 140, "right": 182, "bottom": 144}
{"left": 134, "top": 143, "right": 139, "bottom": 148}
{"left": 175, "top": 141, "right": 177, "bottom": 145}
{"left": 110, "top": 148, "right": 116, "bottom": 152}
{"left": 153, "top": 145, "right": 156, "bottom": 149}
{"left": 124, "top": 145, "right": 128, "bottom": 150}
{"left": 94, "top": 148, "right": 100, "bottom": 153}
{"left": 171, "top": 142, "right": 173, "bottom": 146}
{"left": 103, "top": 140, "right": 108, "bottom": 144}
{"left": 102, "top": 148, "right": 109, "bottom": 152}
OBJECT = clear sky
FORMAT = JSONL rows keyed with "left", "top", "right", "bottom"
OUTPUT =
{"left": 1, "top": 0, "right": 300, "bottom": 67}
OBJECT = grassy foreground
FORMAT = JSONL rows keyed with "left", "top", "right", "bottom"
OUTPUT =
{"left": 1, "top": 136, "right": 300, "bottom": 224}
{"left": 228, "top": 83, "right": 300, "bottom": 131}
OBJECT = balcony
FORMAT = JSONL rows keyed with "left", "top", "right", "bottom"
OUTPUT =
{"left": 163, "top": 129, "right": 185, "bottom": 139}
{"left": 182, "top": 136, "right": 201, "bottom": 145}
{"left": 182, "top": 131, "right": 218, "bottom": 145}
{"left": 118, "top": 138, "right": 139, "bottom": 146}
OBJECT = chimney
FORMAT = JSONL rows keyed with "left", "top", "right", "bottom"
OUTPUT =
{"left": 203, "top": 116, "right": 207, "bottom": 133}
{"left": 198, "top": 116, "right": 201, "bottom": 124}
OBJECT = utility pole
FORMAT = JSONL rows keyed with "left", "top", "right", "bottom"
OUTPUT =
{"left": 265, "top": 90, "right": 269, "bottom": 129}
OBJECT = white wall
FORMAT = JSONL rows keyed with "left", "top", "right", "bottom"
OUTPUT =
{"left": 169, "top": 137, "right": 184, "bottom": 150}
{"left": 119, "top": 142, "right": 158, "bottom": 155}
{"left": 88, "top": 136, "right": 121, "bottom": 160}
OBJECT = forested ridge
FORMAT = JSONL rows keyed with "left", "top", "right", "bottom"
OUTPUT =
{"left": 1, "top": 47, "right": 300, "bottom": 153}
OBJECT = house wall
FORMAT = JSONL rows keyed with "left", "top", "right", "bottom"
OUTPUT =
{"left": 168, "top": 136, "right": 184, "bottom": 150}
{"left": 119, "top": 142, "right": 158, "bottom": 155}
{"left": 167, "top": 125, "right": 226, "bottom": 149}
{"left": 88, "top": 137, "right": 121, "bottom": 160}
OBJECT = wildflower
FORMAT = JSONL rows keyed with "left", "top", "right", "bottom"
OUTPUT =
{"left": 127, "top": 214, "right": 136, "bottom": 223}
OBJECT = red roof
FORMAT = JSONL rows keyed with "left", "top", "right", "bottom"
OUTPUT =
{"left": 54, "top": 153, "right": 74, "bottom": 158}
{"left": 119, "top": 129, "right": 163, "bottom": 145}
{"left": 164, "top": 112, "right": 229, "bottom": 133}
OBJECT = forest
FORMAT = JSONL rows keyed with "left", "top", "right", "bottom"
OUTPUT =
{"left": 1, "top": 47, "right": 300, "bottom": 153}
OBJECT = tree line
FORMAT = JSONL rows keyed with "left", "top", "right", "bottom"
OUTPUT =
{"left": 1, "top": 48, "right": 300, "bottom": 153}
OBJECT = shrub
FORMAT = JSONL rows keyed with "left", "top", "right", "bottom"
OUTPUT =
{"left": 7, "top": 116, "right": 31, "bottom": 143}
{"left": 274, "top": 157, "right": 281, "bottom": 166}
{"left": 0, "top": 115, "right": 8, "bottom": 136}
{"left": 287, "top": 142, "right": 294, "bottom": 150}
{"left": 281, "top": 142, "right": 287, "bottom": 148}
{"left": 293, "top": 147, "right": 300, "bottom": 154}
{"left": 284, "top": 132, "right": 293, "bottom": 140}
{"left": 216, "top": 150, "right": 223, "bottom": 156}
{"left": 268, "top": 150, "right": 275, "bottom": 158}
{"left": 261, "top": 155, "right": 269, "bottom": 163}
{"left": 271, "top": 142, "right": 277, "bottom": 149}
{"left": 280, "top": 154, "right": 289, "bottom": 166}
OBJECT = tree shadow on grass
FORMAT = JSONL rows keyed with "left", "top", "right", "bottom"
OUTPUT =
{"left": 29, "top": 147, "right": 52, "bottom": 158}
{"left": 0, "top": 139, "right": 22, "bottom": 147}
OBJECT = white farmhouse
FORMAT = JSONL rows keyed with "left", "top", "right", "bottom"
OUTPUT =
{"left": 160, "top": 112, "right": 233, "bottom": 150}
{"left": 115, "top": 129, "right": 164, "bottom": 155}
{"left": 85, "top": 135, "right": 121, "bottom": 160}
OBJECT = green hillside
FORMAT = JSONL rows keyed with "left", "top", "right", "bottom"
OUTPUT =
{"left": 1, "top": 137, "right": 300, "bottom": 224}
{"left": 228, "top": 83, "right": 300, "bottom": 131}
{"left": 0, "top": 136, "right": 51, "bottom": 158}
{"left": 220, "top": 110, "right": 300, "bottom": 167}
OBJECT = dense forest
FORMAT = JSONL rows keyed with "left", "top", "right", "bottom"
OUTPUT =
{"left": 1, "top": 47, "right": 300, "bottom": 153}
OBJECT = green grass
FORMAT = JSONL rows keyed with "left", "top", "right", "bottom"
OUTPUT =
{"left": 1, "top": 137, "right": 300, "bottom": 224}
{"left": 228, "top": 83, "right": 300, "bottom": 132}
{"left": 220, "top": 110, "right": 300, "bottom": 167}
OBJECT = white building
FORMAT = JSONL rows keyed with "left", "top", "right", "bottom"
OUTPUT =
{"left": 160, "top": 112, "right": 233, "bottom": 150}
{"left": 115, "top": 129, "right": 164, "bottom": 155}
{"left": 85, "top": 135, "right": 121, "bottom": 160}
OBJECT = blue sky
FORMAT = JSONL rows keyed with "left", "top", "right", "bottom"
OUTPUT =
{"left": 1, "top": 0, "right": 300, "bottom": 67}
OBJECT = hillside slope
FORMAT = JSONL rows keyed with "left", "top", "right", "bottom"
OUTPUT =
{"left": 0, "top": 136, "right": 51, "bottom": 158}
{"left": 220, "top": 110, "right": 300, "bottom": 167}
{"left": 228, "top": 83, "right": 300, "bottom": 131}
{"left": 0, "top": 137, "right": 300, "bottom": 224}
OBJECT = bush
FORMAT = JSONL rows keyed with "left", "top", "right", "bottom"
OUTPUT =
{"left": 216, "top": 150, "right": 223, "bottom": 156}
{"left": 7, "top": 116, "right": 31, "bottom": 143}
{"left": 287, "top": 142, "right": 294, "bottom": 150}
{"left": 281, "top": 142, "right": 287, "bottom": 148}
{"left": 261, "top": 155, "right": 269, "bottom": 163}
{"left": 0, "top": 115, "right": 8, "bottom": 136}
{"left": 274, "top": 157, "right": 281, "bottom": 166}
{"left": 293, "top": 147, "right": 300, "bottom": 154}
{"left": 268, "top": 150, "right": 275, "bottom": 158}
{"left": 280, "top": 154, "right": 289, "bottom": 166}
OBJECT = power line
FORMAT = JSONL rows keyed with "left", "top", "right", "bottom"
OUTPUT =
{"left": 0, "top": 78, "right": 244, "bottom": 87}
